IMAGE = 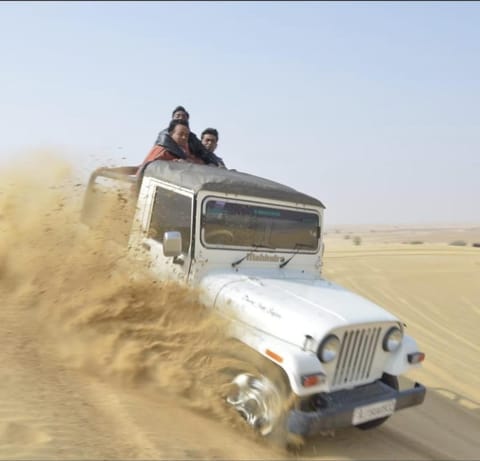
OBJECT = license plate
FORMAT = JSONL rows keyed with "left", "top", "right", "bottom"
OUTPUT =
{"left": 352, "top": 399, "right": 396, "bottom": 425}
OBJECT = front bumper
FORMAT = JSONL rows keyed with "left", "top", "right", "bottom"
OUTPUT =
{"left": 287, "top": 380, "right": 426, "bottom": 436}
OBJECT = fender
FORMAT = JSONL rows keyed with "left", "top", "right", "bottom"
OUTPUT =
{"left": 383, "top": 334, "right": 422, "bottom": 375}
{"left": 229, "top": 319, "right": 328, "bottom": 397}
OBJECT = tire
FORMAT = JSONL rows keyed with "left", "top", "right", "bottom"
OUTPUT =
{"left": 356, "top": 373, "right": 399, "bottom": 430}
{"left": 222, "top": 341, "right": 292, "bottom": 437}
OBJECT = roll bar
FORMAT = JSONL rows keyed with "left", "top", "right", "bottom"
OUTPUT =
{"left": 81, "top": 166, "right": 139, "bottom": 225}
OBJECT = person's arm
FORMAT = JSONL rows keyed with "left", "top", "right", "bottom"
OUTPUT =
{"left": 136, "top": 146, "right": 177, "bottom": 177}
{"left": 213, "top": 154, "right": 227, "bottom": 168}
{"left": 143, "top": 146, "right": 176, "bottom": 164}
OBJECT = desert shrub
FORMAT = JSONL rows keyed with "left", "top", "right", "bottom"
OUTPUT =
{"left": 472, "top": 242, "right": 480, "bottom": 248}
{"left": 409, "top": 240, "right": 424, "bottom": 245}
{"left": 344, "top": 234, "right": 351, "bottom": 240}
{"left": 353, "top": 236, "right": 362, "bottom": 246}
{"left": 449, "top": 240, "right": 467, "bottom": 246}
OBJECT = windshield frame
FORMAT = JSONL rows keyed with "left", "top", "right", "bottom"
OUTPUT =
{"left": 199, "top": 195, "right": 321, "bottom": 253}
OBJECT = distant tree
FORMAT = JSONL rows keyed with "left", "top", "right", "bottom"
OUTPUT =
{"left": 344, "top": 234, "right": 351, "bottom": 240}
{"left": 449, "top": 240, "right": 467, "bottom": 246}
{"left": 472, "top": 243, "right": 480, "bottom": 248}
{"left": 353, "top": 236, "right": 362, "bottom": 246}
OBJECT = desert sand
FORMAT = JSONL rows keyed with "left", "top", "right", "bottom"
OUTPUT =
{"left": 0, "top": 159, "right": 479, "bottom": 459}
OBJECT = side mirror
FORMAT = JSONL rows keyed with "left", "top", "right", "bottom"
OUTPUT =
{"left": 163, "top": 231, "right": 182, "bottom": 257}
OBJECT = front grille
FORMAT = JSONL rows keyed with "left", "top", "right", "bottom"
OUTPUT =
{"left": 332, "top": 327, "right": 382, "bottom": 387}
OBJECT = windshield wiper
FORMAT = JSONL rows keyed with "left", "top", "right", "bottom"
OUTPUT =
{"left": 231, "top": 243, "right": 276, "bottom": 268}
{"left": 279, "top": 243, "right": 312, "bottom": 269}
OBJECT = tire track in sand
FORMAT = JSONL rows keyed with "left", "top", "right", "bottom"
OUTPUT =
{"left": 0, "top": 301, "right": 162, "bottom": 459}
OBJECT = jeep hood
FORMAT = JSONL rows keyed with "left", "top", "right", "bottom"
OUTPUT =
{"left": 200, "top": 272, "right": 398, "bottom": 349}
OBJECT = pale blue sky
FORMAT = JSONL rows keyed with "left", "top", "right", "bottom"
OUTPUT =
{"left": 1, "top": 1, "right": 479, "bottom": 225}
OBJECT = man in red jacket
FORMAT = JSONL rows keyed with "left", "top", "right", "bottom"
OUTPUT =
{"left": 137, "top": 119, "right": 206, "bottom": 177}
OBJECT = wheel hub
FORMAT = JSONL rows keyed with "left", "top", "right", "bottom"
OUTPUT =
{"left": 226, "top": 373, "right": 282, "bottom": 435}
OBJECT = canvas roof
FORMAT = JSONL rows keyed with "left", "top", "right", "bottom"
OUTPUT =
{"left": 143, "top": 161, "right": 325, "bottom": 208}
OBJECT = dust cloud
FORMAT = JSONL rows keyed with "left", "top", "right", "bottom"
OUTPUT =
{"left": 0, "top": 151, "right": 250, "bottom": 427}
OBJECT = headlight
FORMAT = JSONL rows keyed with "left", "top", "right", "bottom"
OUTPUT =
{"left": 318, "top": 334, "right": 340, "bottom": 363}
{"left": 383, "top": 326, "right": 403, "bottom": 352}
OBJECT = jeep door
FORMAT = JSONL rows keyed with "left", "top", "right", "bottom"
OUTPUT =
{"left": 130, "top": 179, "right": 193, "bottom": 281}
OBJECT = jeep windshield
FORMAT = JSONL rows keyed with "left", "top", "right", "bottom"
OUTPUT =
{"left": 201, "top": 198, "right": 320, "bottom": 251}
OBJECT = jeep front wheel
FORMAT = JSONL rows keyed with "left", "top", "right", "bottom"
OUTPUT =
{"left": 226, "top": 372, "right": 283, "bottom": 436}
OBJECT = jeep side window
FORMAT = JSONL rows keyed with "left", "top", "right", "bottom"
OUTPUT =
{"left": 148, "top": 187, "right": 192, "bottom": 253}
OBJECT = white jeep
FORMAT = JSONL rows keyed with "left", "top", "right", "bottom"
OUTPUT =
{"left": 83, "top": 161, "right": 426, "bottom": 443}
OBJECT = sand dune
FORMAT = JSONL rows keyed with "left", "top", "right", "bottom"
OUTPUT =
{"left": 0, "top": 157, "right": 479, "bottom": 459}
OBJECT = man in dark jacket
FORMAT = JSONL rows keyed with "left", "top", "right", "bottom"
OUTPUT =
{"left": 154, "top": 106, "right": 226, "bottom": 168}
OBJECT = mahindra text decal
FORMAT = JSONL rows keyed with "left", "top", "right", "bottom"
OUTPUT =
{"left": 246, "top": 253, "right": 285, "bottom": 263}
